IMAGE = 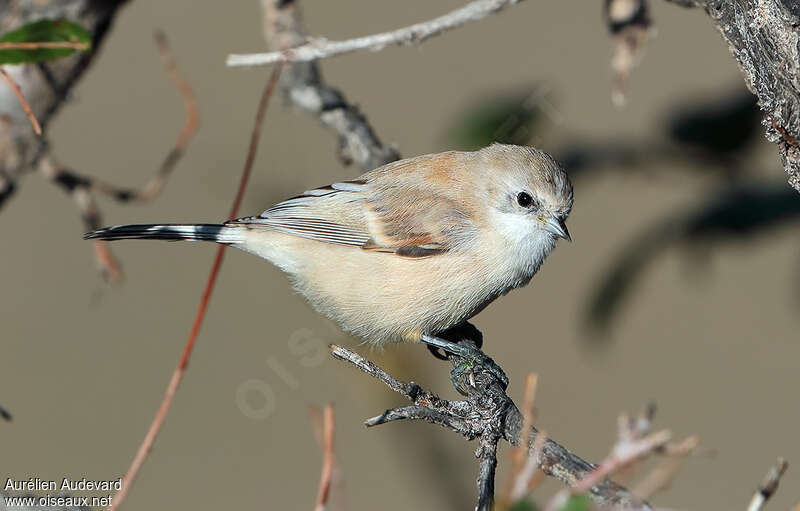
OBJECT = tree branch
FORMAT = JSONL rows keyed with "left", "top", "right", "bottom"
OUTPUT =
{"left": 0, "top": 4, "right": 199, "bottom": 280}
{"left": 0, "top": 0, "right": 123, "bottom": 215}
{"left": 230, "top": 0, "right": 526, "bottom": 67}
{"left": 312, "top": 404, "right": 335, "bottom": 511}
{"left": 108, "top": 65, "right": 281, "bottom": 511}
{"left": 259, "top": 0, "right": 399, "bottom": 171}
{"left": 0, "top": 67, "right": 42, "bottom": 135}
{"left": 660, "top": 0, "right": 800, "bottom": 192}
{"left": 747, "top": 458, "right": 789, "bottom": 511}
{"left": 30, "top": 31, "right": 198, "bottom": 281}
{"left": 329, "top": 322, "right": 652, "bottom": 511}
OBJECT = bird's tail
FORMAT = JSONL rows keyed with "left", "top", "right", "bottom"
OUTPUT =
{"left": 84, "top": 224, "right": 245, "bottom": 244}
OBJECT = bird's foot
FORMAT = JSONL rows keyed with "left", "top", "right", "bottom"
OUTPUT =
{"left": 420, "top": 333, "right": 508, "bottom": 390}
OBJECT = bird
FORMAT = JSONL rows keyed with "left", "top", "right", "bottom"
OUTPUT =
{"left": 85, "top": 143, "right": 573, "bottom": 349}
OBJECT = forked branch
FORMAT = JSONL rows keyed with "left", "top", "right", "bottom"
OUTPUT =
{"left": 330, "top": 322, "right": 652, "bottom": 511}
{"left": 230, "top": 0, "right": 527, "bottom": 67}
{"left": 259, "top": 0, "right": 399, "bottom": 171}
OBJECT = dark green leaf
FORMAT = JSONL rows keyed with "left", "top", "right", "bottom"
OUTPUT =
{"left": 0, "top": 19, "right": 91, "bottom": 64}
{"left": 510, "top": 497, "right": 540, "bottom": 511}
{"left": 560, "top": 494, "right": 591, "bottom": 511}
{"left": 446, "top": 89, "right": 546, "bottom": 151}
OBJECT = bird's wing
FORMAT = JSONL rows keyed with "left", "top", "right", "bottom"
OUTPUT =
{"left": 229, "top": 153, "right": 476, "bottom": 257}
{"left": 359, "top": 154, "right": 477, "bottom": 257}
{"left": 228, "top": 180, "right": 373, "bottom": 247}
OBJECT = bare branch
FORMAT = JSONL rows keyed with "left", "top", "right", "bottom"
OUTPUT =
{"left": 508, "top": 428, "right": 548, "bottom": 505}
{"left": 329, "top": 321, "right": 653, "bottom": 511}
{"left": 229, "top": 0, "right": 526, "bottom": 67}
{"left": 73, "top": 31, "right": 199, "bottom": 204}
{"left": 746, "top": 458, "right": 789, "bottom": 511}
{"left": 259, "top": 0, "right": 399, "bottom": 171}
{"left": 604, "top": 0, "right": 652, "bottom": 106}
{"left": 501, "top": 373, "right": 540, "bottom": 507}
{"left": 543, "top": 411, "right": 671, "bottom": 511}
{"left": 659, "top": 0, "right": 800, "bottom": 192}
{"left": 573, "top": 429, "right": 672, "bottom": 494}
{"left": 633, "top": 435, "right": 699, "bottom": 499}
{"left": 38, "top": 154, "right": 123, "bottom": 281}
{"left": 32, "top": 32, "right": 198, "bottom": 281}
{"left": 108, "top": 65, "right": 283, "bottom": 511}
{"left": 0, "top": 0, "right": 127, "bottom": 225}
{"left": 0, "top": 67, "right": 41, "bottom": 135}
{"left": 0, "top": 40, "right": 89, "bottom": 51}
{"left": 312, "top": 404, "right": 335, "bottom": 511}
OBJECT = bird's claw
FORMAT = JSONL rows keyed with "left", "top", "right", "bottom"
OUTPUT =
{"left": 420, "top": 334, "right": 509, "bottom": 389}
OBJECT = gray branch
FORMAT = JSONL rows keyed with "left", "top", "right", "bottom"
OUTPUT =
{"left": 746, "top": 458, "right": 789, "bottom": 511}
{"left": 0, "top": 1, "right": 197, "bottom": 280}
{"left": 231, "top": 0, "right": 526, "bottom": 67}
{"left": 260, "top": 0, "right": 399, "bottom": 171}
{"left": 329, "top": 322, "right": 652, "bottom": 511}
{"left": 0, "top": 0, "right": 126, "bottom": 210}
{"left": 661, "top": 0, "right": 800, "bottom": 192}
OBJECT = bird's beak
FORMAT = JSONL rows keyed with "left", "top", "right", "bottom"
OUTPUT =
{"left": 543, "top": 215, "right": 571, "bottom": 242}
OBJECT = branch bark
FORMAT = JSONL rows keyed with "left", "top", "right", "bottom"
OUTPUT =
{"left": 330, "top": 322, "right": 652, "bottom": 511}
{"left": 0, "top": 2, "right": 199, "bottom": 280}
{"left": 232, "top": 0, "right": 526, "bottom": 67}
{"left": 260, "top": 0, "right": 399, "bottom": 171}
{"left": 747, "top": 458, "right": 789, "bottom": 511}
{"left": 0, "top": 0, "right": 127, "bottom": 204}
{"left": 662, "top": 0, "right": 800, "bottom": 192}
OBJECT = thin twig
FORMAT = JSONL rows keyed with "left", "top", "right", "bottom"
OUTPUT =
{"left": 260, "top": 0, "right": 399, "bottom": 171}
{"left": 313, "top": 404, "right": 335, "bottom": 511}
{"left": 36, "top": 32, "right": 199, "bottom": 281}
{"left": 229, "top": 0, "right": 526, "bottom": 67}
{"left": 605, "top": 0, "right": 651, "bottom": 107}
{"left": 38, "top": 155, "right": 123, "bottom": 281}
{"left": 610, "top": 404, "right": 657, "bottom": 486}
{"left": 633, "top": 435, "right": 699, "bottom": 499}
{"left": 136, "top": 30, "right": 199, "bottom": 201}
{"left": 88, "top": 31, "right": 199, "bottom": 203}
{"left": 500, "top": 373, "right": 538, "bottom": 508}
{"left": 91, "top": 236, "right": 123, "bottom": 283}
{"left": 513, "top": 373, "right": 539, "bottom": 471}
{"left": 0, "top": 67, "right": 41, "bottom": 135}
{"left": 108, "top": 65, "right": 282, "bottom": 511}
{"left": 0, "top": 41, "right": 90, "bottom": 51}
{"left": 573, "top": 430, "right": 672, "bottom": 494}
{"left": 543, "top": 428, "right": 669, "bottom": 511}
{"left": 509, "top": 428, "right": 548, "bottom": 505}
{"left": 746, "top": 458, "right": 789, "bottom": 511}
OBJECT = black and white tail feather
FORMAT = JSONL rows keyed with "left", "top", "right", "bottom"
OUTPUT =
{"left": 84, "top": 180, "right": 372, "bottom": 247}
{"left": 84, "top": 224, "right": 245, "bottom": 244}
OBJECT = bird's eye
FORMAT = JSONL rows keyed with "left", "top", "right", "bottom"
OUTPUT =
{"left": 517, "top": 191, "right": 533, "bottom": 208}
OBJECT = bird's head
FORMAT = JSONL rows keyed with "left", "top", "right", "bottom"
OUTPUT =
{"left": 480, "top": 143, "right": 573, "bottom": 249}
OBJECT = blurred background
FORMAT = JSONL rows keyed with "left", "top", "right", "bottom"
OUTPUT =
{"left": 1, "top": 1, "right": 798, "bottom": 509}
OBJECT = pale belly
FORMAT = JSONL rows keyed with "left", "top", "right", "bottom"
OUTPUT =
{"left": 236, "top": 230, "right": 512, "bottom": 344}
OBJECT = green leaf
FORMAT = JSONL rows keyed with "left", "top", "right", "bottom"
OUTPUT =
{"left": 446, "top": 88, "right": 549, "bottom": 151}
{"left": 510, "top": 497, "right": 540, "bottom": 511}
{"left": 560, "top": 494, "right": 591, "bottom": 511}
{"left": 0, "top": 19, "right": 91, "bottom": 64}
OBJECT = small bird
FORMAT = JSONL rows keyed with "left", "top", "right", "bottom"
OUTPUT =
{"left": 86, "top": 144, "right": 573, "bottom": 346}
